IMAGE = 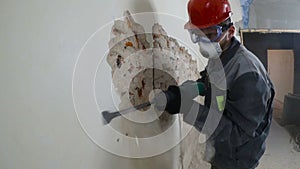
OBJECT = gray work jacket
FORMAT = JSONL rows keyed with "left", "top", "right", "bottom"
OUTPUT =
{"left": 184, "top": 37, "right": 275, "bottom": 169}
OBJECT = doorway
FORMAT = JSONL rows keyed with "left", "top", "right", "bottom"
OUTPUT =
{"left": 267, "top": 49, "right": 294, "bottom": 121}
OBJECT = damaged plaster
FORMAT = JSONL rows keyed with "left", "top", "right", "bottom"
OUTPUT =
{"left": 106, "top": 11, "right": 210, "bottom": 169}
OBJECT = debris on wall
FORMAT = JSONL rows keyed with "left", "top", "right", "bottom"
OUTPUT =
{"left": 106, "top": 10, "right": 210, "bottom": 168}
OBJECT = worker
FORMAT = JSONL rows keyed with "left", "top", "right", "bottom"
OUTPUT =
{"left": 154, "top": 0, "right": 275, "bottom": 169}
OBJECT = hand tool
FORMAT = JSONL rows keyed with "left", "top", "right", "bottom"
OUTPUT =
{"left": 101, "top": 81, "right": 205, "bottom": 124}
{"left": 102, "top": 101, "right": 153, "bottom": 124}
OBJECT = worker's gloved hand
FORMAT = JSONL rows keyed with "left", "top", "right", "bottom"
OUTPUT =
{"left": 152, "top": 86, "right": 181, "bottom": 114}
{"left": 153, "top": 81, "right": 206, "bottom": 114}
{"left": 197, "top": 70, "right": 209, "bottom": 96}
{"left": 180, "top": 80, "right": 205, "bottom": 100}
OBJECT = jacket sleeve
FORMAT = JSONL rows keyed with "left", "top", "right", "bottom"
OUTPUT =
{"left": 225, "top": 72, "right": 271, "bottom": 138}
{"left": 182, "top": 85, "right": 230, "bottom": 139}
{"left": 183, "top": 71, "right": 272, "bottom": 146}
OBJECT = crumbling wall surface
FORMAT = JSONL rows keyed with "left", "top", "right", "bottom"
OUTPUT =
{"left": 152, "top": 23, "right": 210, "bottom": 169}
{"left": 106, "top": 11, "right": 210, "bottom": 169}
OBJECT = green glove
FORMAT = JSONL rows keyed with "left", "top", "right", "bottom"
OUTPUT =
{"left": 179, "top": 80, "right": 206, "bottom": 100}
{"left": 196, "top": 82, "right": 205, "bottom": 95}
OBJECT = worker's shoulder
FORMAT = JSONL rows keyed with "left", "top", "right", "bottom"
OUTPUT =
{"left": 232, "top": 45, "right": 265, "bottom": 74}
{"left": 224, "top": 45, "right": 268, "bottom": 88}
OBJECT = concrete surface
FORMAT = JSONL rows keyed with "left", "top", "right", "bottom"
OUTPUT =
{"left": 257, "top": 120, "right": 300, "bottom": 169}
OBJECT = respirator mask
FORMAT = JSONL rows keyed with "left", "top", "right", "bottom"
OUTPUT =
{"left": 188, "top": 25, "right": 226, "bottom": 59}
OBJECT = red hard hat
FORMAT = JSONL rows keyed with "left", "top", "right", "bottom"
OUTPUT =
{"left": 185, "top": 0, "right": 232, "bottom": 29}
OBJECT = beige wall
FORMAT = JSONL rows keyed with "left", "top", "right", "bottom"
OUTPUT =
{"left": 268, "top": 50, "right": 294, "bottom": 103}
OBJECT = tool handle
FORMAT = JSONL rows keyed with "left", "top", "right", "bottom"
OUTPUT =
{"left": 102, "top": 101, "right": 152, "bottom": 124}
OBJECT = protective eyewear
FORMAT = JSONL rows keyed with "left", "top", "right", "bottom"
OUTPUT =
{"left": 188, "top": 25, "right": 223, "bottom": 43}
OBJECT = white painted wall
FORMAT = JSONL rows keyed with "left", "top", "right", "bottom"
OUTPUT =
{"left": 0, "top": 0, "right": 242, "bottom": 169}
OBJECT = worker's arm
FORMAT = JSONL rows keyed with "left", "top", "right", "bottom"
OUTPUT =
{"left": 183, "top": 72, "right": 271, "bottom": 145}
{"left": 194, "top": 71, "right": 271, "bottom": 141}
{"left": 225, "top": 72, "right": 271, "bottom": 138}
{"left": 162, "top": 72, "right": 272, "bottom": 147}
{"left": 154, "top": 80, "right": 206, "bottom": 114}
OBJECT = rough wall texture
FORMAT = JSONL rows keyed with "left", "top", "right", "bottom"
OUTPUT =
{"left": 106, "top": 11, "right": 210, "bottom": 169}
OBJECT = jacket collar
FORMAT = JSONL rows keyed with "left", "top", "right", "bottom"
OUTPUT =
{"left": 220, "top": 37, "right": 241, "bottom": 66}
